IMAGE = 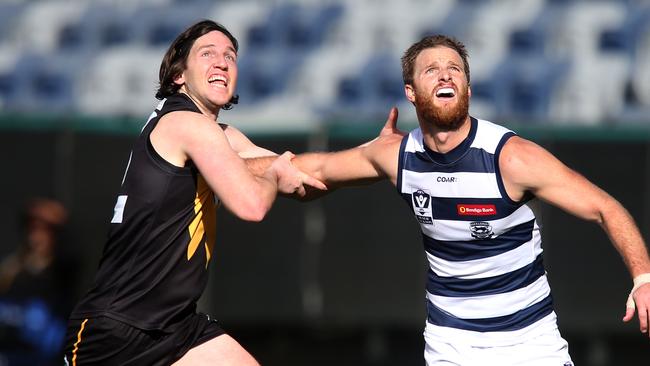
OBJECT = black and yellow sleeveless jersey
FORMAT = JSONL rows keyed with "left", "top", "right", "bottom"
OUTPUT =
{"left": 70, "top": 94, "right": 219, "bottom": 331}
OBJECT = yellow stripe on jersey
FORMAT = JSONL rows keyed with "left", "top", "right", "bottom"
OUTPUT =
{"left": 187, "top": 175, "right": 217, "bottom": 268}
{"left": 72, "top": 318, "right": 89, "bottom": 366}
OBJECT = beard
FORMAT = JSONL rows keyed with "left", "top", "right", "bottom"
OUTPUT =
{"left": 415, "top": 86, "right": 469, "bottom": 132}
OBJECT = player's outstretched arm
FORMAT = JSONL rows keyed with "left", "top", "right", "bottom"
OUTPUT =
{"left": 244, "top": 107, "right": 403, "bottom": 200}
{"left": 294, "top": 107, "right": 403, "bottom": 186}
{"left": 500, "top": 136, "right": 650, "bottom": 337}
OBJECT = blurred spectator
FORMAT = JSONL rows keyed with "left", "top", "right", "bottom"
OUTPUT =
{"left": 0, "top": 198, "right": 74, "bottom": 366}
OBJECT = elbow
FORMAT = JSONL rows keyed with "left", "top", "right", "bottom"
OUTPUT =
{"left": 234, "top": 201, "right": 271, "bottom": 222}
{"left": 242, "top": 210, "right": 266, "bottom": 222}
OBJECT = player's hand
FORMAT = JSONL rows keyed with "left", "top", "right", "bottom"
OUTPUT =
{"left": 379, "top": 106, "right": 404, "bottom": 138}
{"left": 358, "top": 107, "right": 404, "bottom": 148}
{"left": 271, "top": 151, "right": 327, "bottom": 197}
{"left": 623, "top": 280, "right": 650, "bottom": 338}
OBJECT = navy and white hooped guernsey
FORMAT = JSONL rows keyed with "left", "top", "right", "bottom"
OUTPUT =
{"left": 397, "top": 117, "right": 558, "bottom": 346}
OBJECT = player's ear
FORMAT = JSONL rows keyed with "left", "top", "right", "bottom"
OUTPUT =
{"left": 174, "top": 72, "right": 185, "bottom": 86}
{"left": 405, "top": 84, "right": 415, "bottom": 103}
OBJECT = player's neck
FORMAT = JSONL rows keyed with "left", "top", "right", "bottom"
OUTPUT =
{"left": 421, "top": 116, "right": 471, "bottom": 154}
{"left": 180, "top": 91, "right": 220, "bottom": 121}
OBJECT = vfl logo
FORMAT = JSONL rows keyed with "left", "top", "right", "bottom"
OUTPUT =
{"left": 413, "top": 190, "right": 430, "bottom": 213}
{"left": 470, "top": 221, "right": 493, "bottom": 239}
{"left": 412, "top": 189, "right": 433, "bottom": 225}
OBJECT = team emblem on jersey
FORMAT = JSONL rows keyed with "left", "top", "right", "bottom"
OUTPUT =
{"left": 412, "top": 189, "right": 433, "bottom": 225}
{"left": 470, "top": 221, "right": 493, "bottom": 239}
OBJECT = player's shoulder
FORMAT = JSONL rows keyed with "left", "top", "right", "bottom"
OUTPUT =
{"left": 474, "top": 117, "right": 515, "bottom": 145}
{"left": 500, "top": 135, "right": 552, "bottom": 177}
{"left": 502, "top": 134, "right": 541, "bottom": 154}
{"left": 159, "top": 110, "right": 215, "bottom": 130}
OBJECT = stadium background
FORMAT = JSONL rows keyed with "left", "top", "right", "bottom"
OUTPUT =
{"left": 1, "top": 0, "right": 650, "bottom": 365}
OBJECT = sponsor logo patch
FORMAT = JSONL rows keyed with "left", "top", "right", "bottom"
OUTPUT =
{"left": 457, "top": 204, "right": 497, "bottom": 216}
{"left": 436, "top": 176, "right": 457, "bottom": 183}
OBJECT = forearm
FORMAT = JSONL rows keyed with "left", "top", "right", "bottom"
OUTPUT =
{"left": 246, "top": 156, "right": 277, "bottom": 177}
{"left": 293, "top": 149, "right": 382, "bottom": 187}
{"left": 253, "top": 169, "right": 280, "bottom": 215}
{"left": 600, "top": 199, "right": 650, "bottom": 277}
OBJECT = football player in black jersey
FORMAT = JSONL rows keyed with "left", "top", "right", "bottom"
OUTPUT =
{"left": 63, "top": 20, "right": 325, "bottom": 366}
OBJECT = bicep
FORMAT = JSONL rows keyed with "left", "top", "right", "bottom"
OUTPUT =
{"left": 180, "top": 118, "right": 267, "bottom": 207}
{"left": 501, "top": 137, "right": 609, "bottom": 222}
{"left": 220, "top": 123, "right": 277, "bottom": 158}
{"left": 184, "top": 120, "right": 250, "bottom": 183}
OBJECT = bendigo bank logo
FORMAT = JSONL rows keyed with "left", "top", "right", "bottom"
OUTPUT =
{"left": 457, "top": 204, "right": 497, "bottom": 216}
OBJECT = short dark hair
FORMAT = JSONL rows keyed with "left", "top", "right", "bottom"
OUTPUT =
{"left": 156, "top": 20, "right": 240, "bottom": 110}
{"left": 401, "top": 34, "right": 470, "bottom": 86}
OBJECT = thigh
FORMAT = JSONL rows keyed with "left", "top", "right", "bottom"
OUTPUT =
{"left": 172, "top": 334, "right": 259, "bottom": 366}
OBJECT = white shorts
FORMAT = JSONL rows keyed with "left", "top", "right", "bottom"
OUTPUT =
{"left": 423, "top": 326, "right": 574, "bottom": 366}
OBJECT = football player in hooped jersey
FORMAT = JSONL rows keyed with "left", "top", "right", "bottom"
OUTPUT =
{"left": 63, "top": 20, "right": 325, "bottom": 366}
{"left": 290, "top": 35, "right": 650, "bottom": 365}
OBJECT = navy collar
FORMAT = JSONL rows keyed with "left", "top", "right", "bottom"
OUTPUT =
{"left": 417, "top": 117, "right": 477, "bottom": 165}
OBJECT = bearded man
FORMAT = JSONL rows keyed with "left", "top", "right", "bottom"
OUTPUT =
{"left": 284, "top": 34, "right": 650, "bottom": 366}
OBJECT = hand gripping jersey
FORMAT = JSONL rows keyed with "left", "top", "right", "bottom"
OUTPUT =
{"left": 70, "top": 94, "right": 218, "bottom": 331}
{"left": 397, "top": 117, "right": 558, "bottom": 346}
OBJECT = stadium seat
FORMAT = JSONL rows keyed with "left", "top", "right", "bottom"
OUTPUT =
{"left": 130, "top": 3, "right": 214, "bottom": 47}
{"left": 493, "top": 55, "right": 571, "bottom": 122}
{"left": 0, "top": 3, "right": 26, "bottom": 44}
{"left": 76, "top": 47, "right": 161, "bottom": 117}
{"left": 100, "top": 21, "right": 134, "bottom": 48}
{"left": 283, "top": 3, "right": 343, "bottom": 50}
{"left": 26, "top": 53, "right": 79, "bottom": 113}
{"left": 245, "top": 3, "right": 297, "bottom": 49}
{"left": 331, "top": 52, "right": 403, "bottom": 122}
{"left": 598, "top": 5, "right": 650, "bottom": 57}
{"left": 236, "top": 48, "right": 305, "bottom": 104}
{"left": 0, "top": 53, "right": 75, "bottom": 113}
{"left": 12, "top": 1, "right": 89, "bottom": 53}
{"left": 0, "top": 72, "right": 20, "bottom": 108}
{"left": 509, "top": 28, "right": 545, "bottom": 55}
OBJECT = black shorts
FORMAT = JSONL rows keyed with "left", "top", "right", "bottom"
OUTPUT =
{"left": 63, "top": 313, "right": 225, "bottom": 366}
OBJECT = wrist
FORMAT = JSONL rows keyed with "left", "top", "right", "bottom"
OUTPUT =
{"left": 633, "top": 273, "right": 650, "bottom": 287}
